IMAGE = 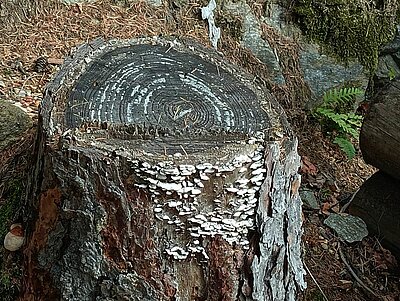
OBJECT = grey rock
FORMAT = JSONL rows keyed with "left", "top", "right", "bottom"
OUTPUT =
{"left": 261, "top": 2, "right": 302, "bottom": 38}
{"left": 381, "top": 27, "right": 400, "bottom": 55}
{"left": 0, "top": 99, "right": 32, "bottom": 152}
{"left": 247, "top": 0, "right": 369, "bottom": 108}
{"left": 223, "top": 1, "right": 285, "bottom": 85}
{"left": 299, "top": 43, "right": 369, "bottom": 109}
{"left": 379, "top": 27, "right": 400, "bottom": 75}
{"left": 324, "top": 213, "right": 368, "bottom": 243}
{"left": 299, "top": 188, "right": 319, "bottom": 210}
{"left": 375, "top": 54, "right": 400, "bottom": 81}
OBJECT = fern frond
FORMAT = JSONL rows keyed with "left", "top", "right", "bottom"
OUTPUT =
{"left": 334, "top": 137, "right": 356, "bottom": 160}
{"left": 334, "top": 115, "right": 359, "bottom": 138}
{"left": 313, "top": 86, "right": 364, "bottom": 160}
{"left": 314, "top": 108, "right": 361, "bottom": 138}
{"left": 322, "top": 87, "right": 363, "bottom": 108}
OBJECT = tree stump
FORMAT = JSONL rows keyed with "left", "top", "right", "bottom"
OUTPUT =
{"left": 22, "top": 37, "right": 305, "bottom": 301}
{"left": 360, "top": 79, "right": 400, "bottom": 180}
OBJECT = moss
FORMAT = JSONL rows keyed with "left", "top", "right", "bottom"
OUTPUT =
{"left": 0, "top": 179, "right": 23, "bottom": 238}
{"left": 293, "top": 0, "right": 399, "bottom": 72}
{"left": 0, "top": 270, "right": 19, "bottom": 301}
{"left": 0, "top": 99, "right": 33, "bottom": 152}
{"left": 0, "top": 179, "right": 23, "bottom": 300}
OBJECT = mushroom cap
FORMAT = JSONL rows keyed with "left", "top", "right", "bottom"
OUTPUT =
{"left": 4, "top": 224, "right": 24, "bottom": 251}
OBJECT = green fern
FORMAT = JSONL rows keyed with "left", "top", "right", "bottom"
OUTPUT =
{"left": 315, "top": 108, "right": 363, "bottom": 138}
{"left": 321, "top": 87, "right": 363, "bottom": 108}
{"left": 334, "top": 137, "right": 356, "bottom": 160}
{"left": 313, "top": 87, "right": 364, "bottom": 159}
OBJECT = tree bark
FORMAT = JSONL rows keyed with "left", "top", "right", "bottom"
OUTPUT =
{"left": 360, "top": 79, "right": 400, "bottom": 180}
{"left": 21, "top": 37, "right": 305, "bottom": 301}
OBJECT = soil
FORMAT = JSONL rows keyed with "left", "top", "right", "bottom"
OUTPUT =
{"left": 0, "top": 1, "right": 398, "bottom": 300}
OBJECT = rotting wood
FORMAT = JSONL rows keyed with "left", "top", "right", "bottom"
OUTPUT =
{"left": 360, "top": 79, "right": 400, "bottom": 180}
{"left": 21, "top": 37, "right": 305, "bottom": 301}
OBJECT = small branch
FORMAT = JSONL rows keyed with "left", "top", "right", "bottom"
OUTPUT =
{"left": 303, "top": 262, "right": 329, "bottom": 301}
{"left": 338, "top": 242, "right": 379, "bottom": 298}
{"left": 340, "top": 174, "right": 372, "bottom": 213}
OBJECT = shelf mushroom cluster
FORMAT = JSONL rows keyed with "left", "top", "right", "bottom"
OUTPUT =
{"left": 131, "top": 133, "right": 267, "bottom": 260}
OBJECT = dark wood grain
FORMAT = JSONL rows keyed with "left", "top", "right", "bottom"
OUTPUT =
{"left": 360, "top": 79, "right": 400, "bottom": 180}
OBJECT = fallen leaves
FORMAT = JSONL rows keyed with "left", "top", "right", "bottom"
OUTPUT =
{"left": 301, "top": 155, "right": 318, "bottom": 175}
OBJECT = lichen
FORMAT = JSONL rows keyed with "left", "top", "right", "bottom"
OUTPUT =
{"left": 293, "top": 0, "right": 400, "bottom": 72}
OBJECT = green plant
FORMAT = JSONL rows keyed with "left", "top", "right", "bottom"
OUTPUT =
{"left": 388, "top": 66, "right": 397, "bottom": 80}
{"left": 293, "top": 0, "right": 399, "bottom": 72}
{"left": 313, "top": 87, "right": 364, "bottom": 159}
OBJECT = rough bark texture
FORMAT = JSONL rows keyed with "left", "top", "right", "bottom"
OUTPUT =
{"left": 360, "top": 79, "right": 400, "bottom": 180}
{"left": 21, "top": 37, "right": 305, "bottom": 301}
{"left": 349, "top": 171, "right": 400, "bottom": 259}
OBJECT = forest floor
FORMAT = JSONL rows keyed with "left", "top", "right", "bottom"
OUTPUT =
{"left": 0, "top": 1, "right": 399, "bottom": 300}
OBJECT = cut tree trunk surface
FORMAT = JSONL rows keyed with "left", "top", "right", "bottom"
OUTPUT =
{"left": 22, "top": 37, "right": 305, "bottom": 301}
{"left": 360, "top": 79, "right": 400, "bottom": 180}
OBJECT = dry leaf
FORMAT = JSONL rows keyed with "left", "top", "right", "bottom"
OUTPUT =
{"left": 300, "top": 156, "right": 318, "bottom": 175}
{"left": 321, "top": 202, "right": 332, "bottom": 215}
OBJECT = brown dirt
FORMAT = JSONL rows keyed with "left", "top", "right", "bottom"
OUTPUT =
{"left": 0, "top": 0, "right": 398, "bottom": 300}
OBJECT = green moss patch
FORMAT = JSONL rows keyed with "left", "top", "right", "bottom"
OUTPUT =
{"left": 0, "top": 100, "right": 33, "bottom": 152}
{"left": 0, "top": 179, "right": 24, "bottom": 300}
{"left": 0, "top": 179, "right": 23, "bottom": 238}
{"left": 293, "top": 0, "right": 399, "bottom": 72}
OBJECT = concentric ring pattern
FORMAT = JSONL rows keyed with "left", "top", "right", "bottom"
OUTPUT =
{"left": 66, "top": 44, "right": 270, "bottom": 137}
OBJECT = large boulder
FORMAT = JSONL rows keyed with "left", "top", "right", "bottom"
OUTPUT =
{"left": 0, "top": 100, "right": 32, "bottom": 152}
{"left": 349, "top": 172, "right": 400, "bottom": 258}
{"left": 221, "top": 0, "right": 369, "bottom": 107}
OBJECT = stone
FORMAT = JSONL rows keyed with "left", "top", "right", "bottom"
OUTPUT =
{"left": 0, "top": 99, "right": 32, "bottom": 152}
{"left": 375, "top": 55, "right": 400, "bottom": 81}
{"left": 324, "top": 213, "right": 368, "bottom": 243}
{"left": 223, "top": 1, "right": 285, "bottom": 85}
{"left": 380, "top": 26, "right": 400, "bottom": 55}
{"left": 349, "top": 172, "right": 400, "bottom": 258}
{"left": 223, "top": 0, "right": 369, "bottom": 108}
{"left": 299, "top": 43, "right": 369, "bottom": 109}
{"left": 375, "top": 28, "right": 400, "bottom": 83}
{"left": 299, "top": 188, "right": 319, "bottom": 210}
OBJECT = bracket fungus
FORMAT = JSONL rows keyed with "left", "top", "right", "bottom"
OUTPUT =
{"left": 4, "top": 223, "right": 24, "bottom": 252}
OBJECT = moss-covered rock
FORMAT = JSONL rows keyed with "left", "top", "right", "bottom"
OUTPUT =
{"left": 0, "top": 100, "right": 32, "bottom": 152}
{"left": 293, "top": 0, "right": 399, "bottom": 72}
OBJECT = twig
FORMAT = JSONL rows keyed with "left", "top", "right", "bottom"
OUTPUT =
{"left": 338, "top": 242, "right": 379, "bottom": 298}
{"left": 340, "top": 174, "right": 372, "bottom": 213}
{"left": 303, "top": 262, "right": 329, "bottom": 301}
{"left": 180, "top": 145, "right": 188, "bottom": 157}
{"left": 340, "top": 187, "right": 360, "bottom": 213}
